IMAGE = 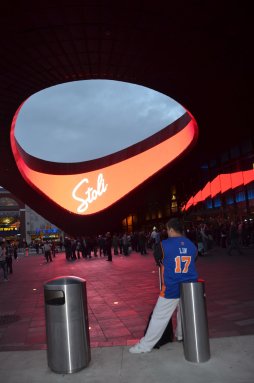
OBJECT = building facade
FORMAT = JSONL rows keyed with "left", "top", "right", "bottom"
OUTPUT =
{"left": 0, "top": 187, "right": 63, "bottom": 244}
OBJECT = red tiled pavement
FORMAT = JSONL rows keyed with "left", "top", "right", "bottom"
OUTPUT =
{"left": 0, "top": 246, "right": 254, "bottom": 351}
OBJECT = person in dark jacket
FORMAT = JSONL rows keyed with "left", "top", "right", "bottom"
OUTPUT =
{"left": 0, "top": 240, "right": 8, "bottom": 281}
{"left": 227, "top": 221, "right": 242, "bottom": 255}
{"left": 105, "top": 232, "right": 112, "bottom": 261}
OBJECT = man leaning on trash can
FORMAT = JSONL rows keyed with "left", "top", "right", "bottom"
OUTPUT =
{"left": 129, "top": 218, "right": 198, "bottom": 354}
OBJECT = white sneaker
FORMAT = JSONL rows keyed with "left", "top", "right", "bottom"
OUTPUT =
{"left": 129, "top": 343, "right": 151, "bottom": 354}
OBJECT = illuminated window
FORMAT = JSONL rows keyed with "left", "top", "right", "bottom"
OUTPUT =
{"left": 171, "top": 201, "right": 178, "bottom": 213}
{"left": 206, "top": 199, "right": 213, "bottom": 209}
{"left": 226, "top": 193, "right": 234, "bottom": 205}
{"left": 247, "top": 184, "right": 254, "bottom": 200}
{"left": 213, "top": 195, "right": 221, "bottom": 208}
{"left": 235, "top": 188, "right": 246, "bottom": 203}
{"left": 127, "top": 215, "right": 133, "bottom": 226}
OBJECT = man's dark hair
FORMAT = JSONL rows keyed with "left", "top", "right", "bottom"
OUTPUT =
{"left": 166, "top": 218, "right": 184, "bottom": 234}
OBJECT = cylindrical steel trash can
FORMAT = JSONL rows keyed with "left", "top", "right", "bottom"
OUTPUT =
{"left": 44, "top": 276, "right": 91, "bottom": 373}
{"left": 180, "top": 281, "right": 210, "bottom": 363}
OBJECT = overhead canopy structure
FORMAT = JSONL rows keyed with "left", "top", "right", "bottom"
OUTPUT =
{"left": 0, "top": 1, "right": 252, "bottom": 234}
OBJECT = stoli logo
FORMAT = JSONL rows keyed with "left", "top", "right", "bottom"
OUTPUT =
{"left": 72, "top": 173, "right": 108, "bottom": 213}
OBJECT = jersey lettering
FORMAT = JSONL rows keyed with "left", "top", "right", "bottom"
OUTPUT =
{"left": 174, "top": 255, "right": 191, "bottom": 273}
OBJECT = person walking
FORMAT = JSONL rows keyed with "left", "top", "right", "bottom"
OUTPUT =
{"left": 44, "top": 241, "right": 53, "bottom": 263}
{"left": 0, "top": 240, "right": 8, "bottom": 281}
{"left": 150, "top": 226, "right": 160, "bottom": 250}
{"left": 227, "top": 221, "right": 243, "bottom": 255}
{"left": 105, "top": 232, "right": 112, "bottom": 261}
{"left": 122, "top": 233, "right": 129, "bottom": 256}
{"left": 5, "top": 240, "right": 13, "bottom": 274}
{"left": 98, "top": 235, "right": 105, "bottom": 257}
{"left": 51, "top": 241, "right": 56, "bottom": 258}
{"left": 129, "top": 218, "right": 198, "bottom": 353}
{"left": 112, "top": 234, "right": 119, "bottom": 255}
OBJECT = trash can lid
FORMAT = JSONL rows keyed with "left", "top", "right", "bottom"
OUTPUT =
{"left": 44, "top": 276, "right": 86, "bottom": 287}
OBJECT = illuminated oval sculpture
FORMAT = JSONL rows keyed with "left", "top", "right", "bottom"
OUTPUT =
{"left": 11, "top": 80, "right": 198, "bottom": 215}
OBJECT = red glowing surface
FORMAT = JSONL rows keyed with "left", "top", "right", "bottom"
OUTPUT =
{"left": 210, "top": 175, "right": 221, "bottom": 198}
{"left": 11, "top": 107, "right": 198, "bottom": 215}
{"left": 220, "top": 174, "right": 232, "bottom": 194}
{"left": 231, "top": 172, "right": 244, "bottom": 189}
{"left": 184, "top": 196, "right": 194, "bottom": 211}
{"left": 201, "top": 181, "right": 211, "bottom": 201}
{"left": 193, "top": 190, "right": 202, "bottom": 206}
{"left": 243, "top": 170, "right": 254, "bottom": 185}
{"left": 182, "top": 169, "right": 254, "bottom": 211}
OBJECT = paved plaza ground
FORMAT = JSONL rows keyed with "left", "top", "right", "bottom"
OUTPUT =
{"left": 0, "top": 246, "right": 253, "bottom": 350}
{"left": 0, "top": 246, "right": 254, "bottom": 383}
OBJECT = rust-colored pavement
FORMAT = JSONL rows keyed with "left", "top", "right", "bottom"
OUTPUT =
{"left": 0, "top": 246, "right": 253, "bottom": 351}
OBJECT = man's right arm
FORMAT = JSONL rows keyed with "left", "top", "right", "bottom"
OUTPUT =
{"left": 153, "top": 242, "right": 163, "bottom": 266}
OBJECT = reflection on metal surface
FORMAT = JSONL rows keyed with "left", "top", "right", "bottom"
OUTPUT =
{"left": 180, "top": 281, "right": 210, "bottom": 363}
{"left": 44, "top": 276, "right": 91, "bottom": 374}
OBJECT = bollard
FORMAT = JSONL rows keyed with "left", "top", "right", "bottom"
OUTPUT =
{"left": 180, "top": 280, "right": 210, "bottom": 363}
{"left": 44, "top": 276, "right": 91, "bottom": 373}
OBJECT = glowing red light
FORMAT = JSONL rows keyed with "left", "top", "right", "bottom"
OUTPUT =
{"left": 11, "top": 108, "right": 198, "bottom": 215}
{"left": 193, "top": 190, "right": 203, "bottom": 206}
{"left": 210, "top": 175, "right": 221, "bottom": 198}
{"left": 220, "top": 174, "right": 232, "bottom": 194}
{"left": 231, "top": 172, "right": 244, "bottom": 189}
{"left": 201, "top": 181, "right": 211, "bottom": 201}
{"left": 243, "top": 170, "right": 254, "bottom": 185}
{"left": 182, "top": 169, "right": 254, "bottom": 211}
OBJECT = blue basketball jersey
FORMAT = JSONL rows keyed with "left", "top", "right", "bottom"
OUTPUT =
{"left": 160, "top": 236, "right": 198, "bottom": 298}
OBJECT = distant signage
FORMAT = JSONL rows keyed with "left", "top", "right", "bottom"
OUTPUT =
{"left": 0, "top": 227, "right": 18, "bottom": 232}
{"left": 34, "top": 228, "right": 59, "bottom": 234}
{"left": 0, "top": 227, "right": 19, "bottom": 236}
{"left": 72, "top": 173, "right": 108, "bottom": 213}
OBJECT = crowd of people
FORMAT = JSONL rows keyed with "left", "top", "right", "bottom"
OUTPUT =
{"left": 184, "top": 217, "right": 254, "bottom": 256}
{"left": 0, "top": 239, "right": 18, "bottom": 281}
{"left": 62, "top": 231, "right": 152, "bottom": 262}
{"left": 0, "top": 216, "right": 253, "bottom": 281}
{"left": 32, "top": 216, "right": 254, "bottom": 264}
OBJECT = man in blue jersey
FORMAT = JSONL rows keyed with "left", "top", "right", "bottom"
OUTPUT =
{"left": 129, "top": 218, "right": 198, "bottom": 353}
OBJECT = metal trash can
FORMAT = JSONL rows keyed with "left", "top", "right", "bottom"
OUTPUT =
{"left": 180, "top": 280, "right": 210, "bottom": 363}
{"left": 44, "top": 276, "right": 91, "bottom": 373}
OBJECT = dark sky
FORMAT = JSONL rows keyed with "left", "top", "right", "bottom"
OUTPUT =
{"left": 14, "top": 79, "right": 185, "bottom": 163}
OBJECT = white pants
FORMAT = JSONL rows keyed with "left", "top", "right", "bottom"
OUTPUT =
{"left": 139, "top": 296, "right": 182, "bottom": 351}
